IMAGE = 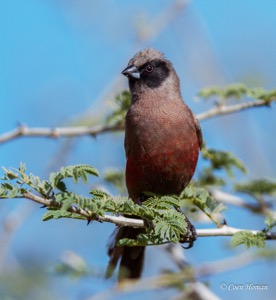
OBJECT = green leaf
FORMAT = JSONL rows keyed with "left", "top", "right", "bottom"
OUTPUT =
{"left": 143, "top": 195, "right": 180, "bottom": 210}
{"left": 231, "top": 231, "right": 266, "bottom": 249}
{"left": 61, "top": 197, "right": 75, "bottom": 212}
{"left": 153, "top": 210, "right": 187, "bottom": 243}
{"left": 265, "top": 214, "right": 276, "bottom": 231}
{"left": 198, "top": 84, "right": 249, "bottom": 101}
{"left": 42, "top": 206, "right": 86, "bottom": 221}
{"left": 49, "top": 172, "right": 67, "bottom": 192}
{"left": 42, "top": 210, "right": 57, "bottom": 221}
{"left": 198, "top": 170, "right": 226, "bottom": 187}
{"left": 154, "top": 220, "right": 168, "bottom": 240}
{"left": 223, "top": 84, "right": 248, "bottom": 99}
{"left": 202, "top": 147, "right": 247, "bottom": 175}
{"left": 104, "top": 169, "right": 126, "bottom": 194}
{"left": 90, "top": 189, "right": 111, "bottom": 199}
{"left": 106, "top": 90, "right": 131, "bottom": 125}
{"left": 0, "top": 187, "right": 7, "bottom": 197}
{"left": 235, "top": 179, "right": 276, "bottom": 196}
{"left": 1, "top": 168, "right": 18, "bottom": 180}
{"left": 212, "top": 202, "right": 226, "bottom": 214}
{"left": 1, "top": 182, "right": 13, "bottom": 190}
{"left": 198, "top": 84, "right": 276, "bottom": 105}
{"left": 116, "top": 231, "right": 159, "bottom": 247}
{"left": 18, "top": 162, "right": 26, "bottom": 174}
{"left": 181, "top": 186, "right": 226, "bottom": 225}
{"left": 159, "top": 195, "right": 181, "bottom": 209}
{"left": 9, "top": 188, "right": 20, "bottom": 198}
{"left": 116, "top": 238, "right": 142, "bottom": 247}
{"left": 50, "top": 164, "right": 99, "bottom": 189}
{"left": 42, "top": 209, "right": 86, "bottom": 221}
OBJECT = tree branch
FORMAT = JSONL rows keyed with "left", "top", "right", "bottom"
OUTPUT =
{"left": 196, "top": 98, "right": 275, "bottom": 121}
{"left": 23, "top": 191, "right": 91, "bottom": 219}
{"left": 0, "top": 97, "right": 275, "bottom": 144}
{"left": 196, "top": 226, "right": 275, "bottom": 239}
{"left": 0, "top": 123, "right": 124, "bottom": 144}
{"left": 21, "top": 191, "right": 276, "bottom": 240}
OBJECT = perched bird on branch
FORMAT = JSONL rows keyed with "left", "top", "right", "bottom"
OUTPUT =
{"left": 106, "top": 48, "right": 203, "bottom": 280}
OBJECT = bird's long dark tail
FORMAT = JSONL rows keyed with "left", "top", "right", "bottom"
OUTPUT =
{"left": 105, "top": 226, "right": 145, "bottom": 280}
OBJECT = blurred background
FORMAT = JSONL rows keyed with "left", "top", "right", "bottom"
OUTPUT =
{"left": 0, "top": 0, "right": 276, "bottom": 299}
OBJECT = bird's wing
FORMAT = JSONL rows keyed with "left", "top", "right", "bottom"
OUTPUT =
{"left": 193, "top": 114, "right": 203, "bottom": 149}
{"left": 124, "top": 133, "right": 130, "bottom": 157}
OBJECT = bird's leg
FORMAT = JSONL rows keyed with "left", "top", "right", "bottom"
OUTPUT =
{"left": 176, "top": 208, "right": 197, "bottom": 249}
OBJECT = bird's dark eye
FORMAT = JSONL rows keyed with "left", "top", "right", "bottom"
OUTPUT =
{"left": 145, "top": 64, "right": 154, "bottom": 73}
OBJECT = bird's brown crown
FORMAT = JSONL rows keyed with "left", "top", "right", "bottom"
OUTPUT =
{"left": 128, "top": 48, "right": 165, "bottom": 67}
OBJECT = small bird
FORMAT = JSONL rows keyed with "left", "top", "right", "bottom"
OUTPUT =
{"left": 106, "top": 48, "right": 202, "bottom": 280}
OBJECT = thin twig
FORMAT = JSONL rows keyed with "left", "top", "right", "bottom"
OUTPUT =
{"left": 211, "top": 189, "right": 274, "bottom": 216}
{"left": 21, "top": 191, "right": 276, "bottom": 240}
{"left": 0, "top": 98, "right": 275, "bottom": 144}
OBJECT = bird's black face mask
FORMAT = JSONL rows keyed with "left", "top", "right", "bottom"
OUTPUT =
{"left": 122, "top": 59, "right": 170, "bottom": 89}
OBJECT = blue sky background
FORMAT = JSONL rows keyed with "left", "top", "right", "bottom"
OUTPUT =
{"left": 0, "top": 1, "right": 276, "bottom": 299}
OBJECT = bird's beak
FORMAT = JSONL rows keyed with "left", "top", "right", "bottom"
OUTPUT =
{"left": 122, "top": 65, "right": 140, "bottom": 79}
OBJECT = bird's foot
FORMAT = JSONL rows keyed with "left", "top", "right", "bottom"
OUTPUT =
{"left": 179, "top": 216, "right": 197, "bottom": 249}
{"left": 144, "top": 219, "right": 154, "bottom": 229}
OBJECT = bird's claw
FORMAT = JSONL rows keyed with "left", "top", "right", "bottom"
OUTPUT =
{"left": 144, "top": 219, "right": 154, "bottom": 229}
{"left": 180, "top": 217, "right": 197, "bottom": 249}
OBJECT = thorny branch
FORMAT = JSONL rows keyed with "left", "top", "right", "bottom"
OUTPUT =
{"left": 0, "top": 98, "right": 275, "bottom": 144}
{"left": 22, "top": 191, "right": 276, "bottom": 240}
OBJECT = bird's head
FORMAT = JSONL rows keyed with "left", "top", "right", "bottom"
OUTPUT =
{"left": 122, "top": 48, "right": 180, "bottom": 97}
